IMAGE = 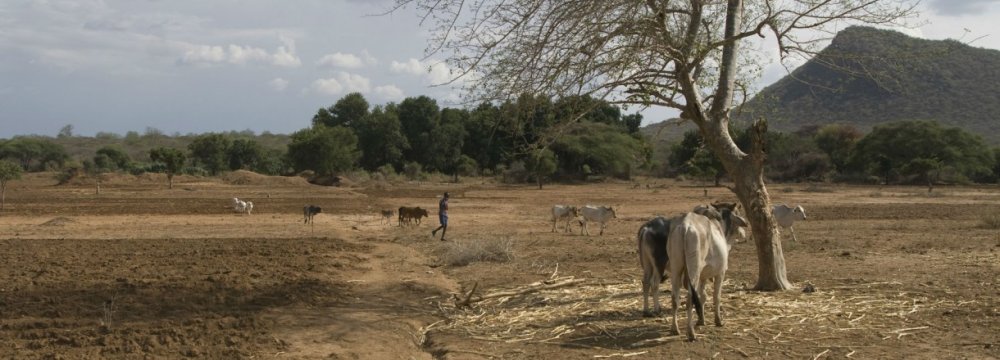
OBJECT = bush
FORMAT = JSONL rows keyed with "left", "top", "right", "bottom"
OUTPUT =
{"left": 403, "top": 162, "right": 423, "bottom": 181}
{"left": 377, "top": 164, "right": 396, "bottom": 177}
{"left": 978, "top": 214, "right": 1000, "bottom": 229}
{"left": 438, "top": 237, "right": 515, "bottom": 266}
{"left": 502, "top": 161, "right": 529, "bottom": 184}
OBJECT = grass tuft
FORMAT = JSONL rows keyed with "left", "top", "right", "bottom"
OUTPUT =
{"left": 439, "top": 237, "right": 515, "bottom": 266}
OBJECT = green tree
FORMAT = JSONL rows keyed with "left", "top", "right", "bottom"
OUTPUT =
{"left": 354, "top": 105, "right": 410, "bottom": 171}
{"left": 187, "top": 133, "right": 232, "bottom": 175}
{"left": 227, "top": 139, "right": 265, "bottom": 171}
{"left": 432, "top": 108, "right": 469, "bottom": 181}
{"left": 851, "top": 121, "right": 994, "bottom": 185}
{"left": 0, "top": 137, "right": 69, "bottom": 171}
{"left": 86, "top": 154, "right": 114, "bottom": 195}
{"left": 398, "top": 96, "right": 441, "bottom": 165}
{"left": 312, "top": 92, "right": 371, "bottom": 128}
{"left": 463, "top": 102, "right": 513, "bottom": 173}
{"left": 622, "top": 113, "right": 643, "bottom": 136}
{"left": 287, "top": 126, "right": 360, "bottom": 176}
{"left": 670, "top": 130, "right": 726, "bottom": 185}
{"left": 149, "top": 147, "right": 187, "bottom": 189}
{"left": 402, "top": 0, "right": 915, "bottom": 290}
{"left": 525, "top": 148, "right": 557, "bottom": 189}
{"left": 814, "top": 124, "right": 863, "bottom": 174}
{"left": 550, "top": 122, "right": 647, "bottom": 180}
{"left": 96, "top": 146, "right": 132, "bottom": 171}
{"left": 0, "top": 160, "right": 22, "bottom": 213}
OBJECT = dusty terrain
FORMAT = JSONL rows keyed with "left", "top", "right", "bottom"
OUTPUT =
{"left": 0, "top": 172, "right": 997, "bottom": 359}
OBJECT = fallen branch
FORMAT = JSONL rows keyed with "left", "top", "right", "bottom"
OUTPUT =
{"left": 811, "top": 349, "right": 830, "bottom": 360}
{"left": 593, "top": 351, "right": 648, "bottom": 358}
{"left": 453, "top": 282, "right": 480, "bottom": 308}
{"left": 456, "top": 278, "right": 586, "bottom": 308}
{"left": 725, "top": 344, "right": 750, "bottom": 358}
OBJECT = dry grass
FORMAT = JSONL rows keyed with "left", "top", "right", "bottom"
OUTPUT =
{"left": 978, "top": 214, "right": 1000, "bottom": 229}
{"left": 428, "top": 275, "right": 960, "bottom": 352}
{"left": 438, "top": 236, "right": 515, "bottom": 266}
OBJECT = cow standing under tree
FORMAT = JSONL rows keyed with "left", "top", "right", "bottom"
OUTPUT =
{"left": 667, "top": 206, "right": 748, "bottom": 341}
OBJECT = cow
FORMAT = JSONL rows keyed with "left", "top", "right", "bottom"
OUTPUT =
{"left": 579, "top": 205, "right": 617, "bottom": 236}
{"left": 303, "top": 205, "right": 322, "bottom": 224}
{"left": 696, "top": 201, "right": 747, "bottom": 242}
{"left": 637, "top": 216, "right": 671, "bottom": 316}
{"left": 772, "top": 204, "right": 807, "bottom": 242}
{"left": 667, "top": 206, "right": 748, "bottom": 341}
{"left": 232, "top": 197, "right": 253, "bottom": 215}
{"left": 551, "top": 205, "right": 579, "bottom": 233}
{"left": 397, "top": 206, "right": 429, "bottom": 226}
{"left": 380, "top": 209, "right": 395, "bottom": 225}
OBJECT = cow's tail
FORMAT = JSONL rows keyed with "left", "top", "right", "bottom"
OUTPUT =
{"left": 688, "top": 272, "right": 703, "bottom": 321}
{"left": 683, "top": 226, "right": 703, "bottom": 321}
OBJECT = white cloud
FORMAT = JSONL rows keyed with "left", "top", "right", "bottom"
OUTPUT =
{"left": 337, "top": 72, "right": 371, "bottom": 93}
{"left": 311, "top": 78, "right": 344, "bottom": 96}
{"left": 180, "top": 42, "right": 301, "bottom": 67}
{"left": 226, "top": 44, "right": 270, "bottom": 64}
{"left": 374, "top": 85, "right": 405, "bottom": 100}
{"left": 269, "top": 78, "right": 289, "bottom": 91}
{"left": 309, "top": 72, "right": 371, "bottom": 96}
{"left": 390, "top": 58, "right": 425, "bottom": 75}
{"left": 427, "top": 61, "right": 454, "bottom": 85}
{"left": 317, "top": 52, "right": 364, "bottom": 68}
{"left": 390, "top": 58, "right": 457, "bottom": 85}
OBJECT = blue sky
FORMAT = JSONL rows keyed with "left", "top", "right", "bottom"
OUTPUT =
{"left": 1, "top": 0, "right": 998, "bottom": 138}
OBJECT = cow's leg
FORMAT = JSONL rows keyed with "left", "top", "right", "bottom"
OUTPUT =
{"left": 599, "top": 222, "right": 606, "bottom": 235}
{"left": 696, "top": 279, "right": 708, "bottom": 326}
{"left": 650, "top": 271, "right": 661, "bottom": 315}
{"left": 714, "top": 274, "right": 725, "bottom": 327}
{"left": 551, "top": 218, "right": 557, "bottom": 232}
{"left": 790, "top": 226, "right": 798, "bottom": 242}
{"left": 669, "top": 272, "right": 681, "bottom": 336}
{"left": 686, "top": 289, "right": 697, "bottom": 340}
{"left": 641, "top": 269, "right": 651, "bottom": 316}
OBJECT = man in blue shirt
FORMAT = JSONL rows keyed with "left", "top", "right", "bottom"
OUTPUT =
{"left": 431, "top": 192, "right": 449, "bottom": 241}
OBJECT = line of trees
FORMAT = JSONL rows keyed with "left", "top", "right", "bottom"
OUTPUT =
{"left": 1, "top": 95, "right": 998, "bottom": 189}
{"left": 668, "top": 120, "right": 999, "bottom": 188}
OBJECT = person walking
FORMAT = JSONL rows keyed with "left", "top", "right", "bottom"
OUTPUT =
{"left": 431, "top": 192, "right": 449, "bottom": 241}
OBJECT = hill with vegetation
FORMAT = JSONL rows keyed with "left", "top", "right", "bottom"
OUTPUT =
{"left": 735, "top": 26, "right": 1000, "bottom": 144}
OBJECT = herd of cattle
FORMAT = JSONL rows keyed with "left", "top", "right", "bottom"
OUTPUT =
{"left": 228, "top": 193, "right": 806, "bottom": 341}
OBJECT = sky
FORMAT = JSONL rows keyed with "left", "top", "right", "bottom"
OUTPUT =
{"left": 1, "top": 0, "right": 998, "bottom": 138}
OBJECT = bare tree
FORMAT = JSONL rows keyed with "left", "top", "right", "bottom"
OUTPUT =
{"left": 396, "top": 0, "right": 916, "bottom": 290}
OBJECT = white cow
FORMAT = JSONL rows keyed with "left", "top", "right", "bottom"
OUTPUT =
{"left": 772, "top": 204, "right": 806, "bottom": 241}
{"left": 551, "top": 205, "right": 579, "bottom": 233}
{"left": 579, "top": 205, "right": 617, "bottom": 236}
{"left": 637, "top": 216, "right": 671, "bottom": 316}
{"left": 667, "top": 206, "right": 748, "bottom": 341}
{"left": 231, "top": 197, "right": 253, "bottom": 215}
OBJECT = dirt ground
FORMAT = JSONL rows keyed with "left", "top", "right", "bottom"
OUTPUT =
{"left": 0, "top": 172, "right": 996, "bottom": 359}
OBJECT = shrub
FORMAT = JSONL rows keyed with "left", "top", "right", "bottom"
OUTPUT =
{"left": 438, "top": 237, "right": 515, "bottom": 266}
{"left": 980, "top": 214, "right": 1000, "bottom": 229}
{"left": 403, "top": 162, "right": 422, "bottom": 181}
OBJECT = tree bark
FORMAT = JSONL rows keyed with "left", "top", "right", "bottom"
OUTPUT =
{"left": 1, "top": 182, "right": 6, "bottom": 213}
{"left": 168, "top": 174, "right": 174, "bottom": 189}
{"left": 727, "top": 119, "right": 792, "bottom": 291}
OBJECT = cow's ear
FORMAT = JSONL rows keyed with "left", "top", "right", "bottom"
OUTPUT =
{"left": 694, "top": 206, "right": 722, "bottom": 220}
{"left": 731, "top": 214, "right": 749, "bottom": 228}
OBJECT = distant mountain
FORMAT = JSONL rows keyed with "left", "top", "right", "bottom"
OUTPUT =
{"left": 735, "top": 26, "right": 1000, "bottom": 143}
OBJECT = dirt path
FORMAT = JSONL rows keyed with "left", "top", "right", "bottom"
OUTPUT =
{"left": 264, "top": 231, "right": 460, "bottom": 359}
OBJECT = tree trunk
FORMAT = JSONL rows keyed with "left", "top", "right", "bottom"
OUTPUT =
{"left": 168, "top": 174, "right": 174, "bottom": 189}
{"left": 1, "top": 181, "right": 6, "bottom": 213}
{"left": 702, "top": 118, "right": 793, "bottom": 291}
{"left": 733, "top": 119, "right": 792, "bottom": 291}
{"left": 731, "top": 165, "right": 793, "bottom": 291}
